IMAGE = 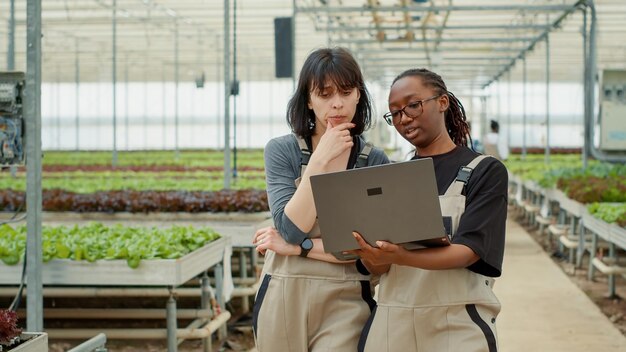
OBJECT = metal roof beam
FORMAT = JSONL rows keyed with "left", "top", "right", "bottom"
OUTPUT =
{"left": 357, "top": 47, "right": 526, "bottom": 54}
{"left": 296, "top": 4, "right": 575, "bottom": 14}
{"left": 362, "top": 57, "right": 516, "bottom": 62}
{"left": 319, "top": 24, "right": 551, "bottom": 32}
{"left": 482, "top": 0, "right": 586, "bottom": 88}
{"left": 336, "top": 37, "right": 536, "bottom": 44}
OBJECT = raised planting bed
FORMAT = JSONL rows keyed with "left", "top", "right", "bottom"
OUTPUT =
{"left": 0, "top": 237, "right": 229, "bottom": 286}
{"left": 0, "top": 189, "right": 268, "bottom": 213}
{"left": 0, "top": 223, "right": 228, "bottom": 285}
{"left": 3, "top": 333, "right": 47, "bottom": 352}
{"left": 1, "top": 310, "right": 47, "bottom": 352}
{"left": 0, "top": 173, "right": 266, "bottom": 192}
{"left": 40, "top": 150, "right": 264, "bottom": 168}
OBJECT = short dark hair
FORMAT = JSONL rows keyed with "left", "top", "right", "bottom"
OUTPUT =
{"left": 490, "top": 120, "right": 499, "bottom": 132}
{"left": 287, "top": 47, "right": 372, "bottom": 138}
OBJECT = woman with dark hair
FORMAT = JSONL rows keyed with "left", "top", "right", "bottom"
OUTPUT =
{"left": 352, "top": 68, "right": 508, "bottom": 352}
{"left": 251, "top": 47, "right": 389, "bottom": 351}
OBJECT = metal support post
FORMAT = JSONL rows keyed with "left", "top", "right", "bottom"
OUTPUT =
{"left": 522, "top": 57, "right": 527, "bottom": 159}
{"left": 251, "top": 246, "right": 258, "bottom": 277}
{"left": 214, "top": 263, "right": 226, "bottom": 338}
{"left": 143, "top": 72, "right": 148, "bottom": 149}
{"left": 246, "top": 62, "right": 251, "bottom": 148}
{"left": 496, "top": 81, "right": 501, "bottom": 124}
{"left": 174, "top": 21, "right": 180, "bottom": 159}
{"left": 56, "top": 66, "right": 61, "bottom": 149}
{"left": 112, "top": 0, "right": 118, "bottom": 167}
{"left": 480, "top": 96, "right": 487, "bottom": 142}
{"left": 588, "top": 232, "right": 597, "bottom": 281}
{"left": 75, "top": 38, "right": 80, "bottom": 151}
{"left": 224, "top": 0, "right": 231, "bottom": 188}
{"left": 8, "top": 0, "right": 16, "bottom": 70}
{"left": 545, "top": 31, "right": 551, "bottom": 164}
{"left": 268, "top": 81, "right": 273, "bottom": 138}
{"left": 583, "top": 2, "right": 623, "bottom": 163}
{"left": 215, "top": 36, "right": 222, "bottom": 149}
{"left": 507, "top": 72, "right": 511, "bottom": 150}
{"left": 576, "top": 219, "right": 585, "bottom": 268}
{"left": 201, "top": 271, "right": 212, "bottom": 352}
{"left": 240, "top": 250, "right": 249, "bottom": 313}
{"left": 608, "top": 243, "right": 616, "bottom": 298}
{"left": 162, "top": 69, "right": 167, "bottom": 148}
{"left": 124, "top": 58, "right": 129, "bottom": 150}
{"left": 25, "top": 0, "right": 43, "bottom": 332}
{"left": 8, "top": 0, "right": 17, "bottom": 178}
{"left": 581, "top": 7, "right": 588, "bottom": 168}
{"left": 167, "top": 287, "right": 178, "bottom": 352}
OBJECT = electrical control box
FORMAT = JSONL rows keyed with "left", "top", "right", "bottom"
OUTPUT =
{"left": 0, "top": 72, "right": 25, "bottom": 165}
{"left": 599, "top": 69, "right": 626, "bottom": 151}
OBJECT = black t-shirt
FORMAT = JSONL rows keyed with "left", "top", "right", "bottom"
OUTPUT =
{"left": 412, "top": 146, "right": 508, "bottom": 277}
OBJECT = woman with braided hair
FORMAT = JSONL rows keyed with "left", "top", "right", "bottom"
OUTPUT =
{"left": 351, "top": 68, "right": 508, "bottom": 352}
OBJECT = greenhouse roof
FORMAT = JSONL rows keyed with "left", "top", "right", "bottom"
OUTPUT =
{"left": 1, "top": 0, "right": 625, "bottom": 93}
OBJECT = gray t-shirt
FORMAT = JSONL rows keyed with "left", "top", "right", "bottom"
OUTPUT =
{"left": 264, "top": 134, "right": 390, "bottom": 245}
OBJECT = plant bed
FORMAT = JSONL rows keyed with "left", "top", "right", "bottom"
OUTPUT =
{"left": 1, "top": 310, "right": 47, "bottom": 352}
{"left": 0, "top": 174, "right": 266, "bottom": 193}
{"left": 0, "top": 189, "right": 269, "bottom": 213}
{"left": 0, "top": 238, "right": 229, "bottom": 287}
{"left": 3, "top": 333, "right": 48, "bottom": 352}
{"left": 587, "top": 203, "right": 626, "bottom": 228}
{"left": 39, "top": 165, "right": 264, "bottom": 173}
{"left": 40, "top": 150, "right": 264, "bottom": 168}
{"left": 0, "top": 223, "right": 228, "bottom": 285}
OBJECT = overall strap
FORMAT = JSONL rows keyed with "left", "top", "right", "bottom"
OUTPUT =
{"left": 443, "top": 155, "right": 490, "bottom": 196}
{"left": 355, "top": 142, "right": 373, "bottom": 168}
{"left": 295, "top": 134, "right": 311, "bottom": 176}
{"left": 296, "top": 135, "right": 373, "bottom": 175}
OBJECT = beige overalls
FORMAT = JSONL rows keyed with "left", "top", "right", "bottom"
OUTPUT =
{"left": 253, "top": 136, "right": 377, "bottom": 352}
{"left": 360, "top": 155, "right": 501, "bottom": 352}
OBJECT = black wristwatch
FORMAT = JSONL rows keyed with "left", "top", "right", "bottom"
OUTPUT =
{"left": 299, "top": 238, "right": 314, "bottom": 257}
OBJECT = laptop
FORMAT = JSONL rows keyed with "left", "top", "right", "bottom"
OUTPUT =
{"left": 309, "top": 158, "right": 450, "bottom": 254}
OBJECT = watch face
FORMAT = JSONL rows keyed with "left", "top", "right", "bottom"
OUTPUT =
{"left": 302, "top": 238, "right": 314, "bottom": 250}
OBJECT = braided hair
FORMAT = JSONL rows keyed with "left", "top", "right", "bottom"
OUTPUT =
{"left": 392, "top": 68, "right": 473, "bottom": 148}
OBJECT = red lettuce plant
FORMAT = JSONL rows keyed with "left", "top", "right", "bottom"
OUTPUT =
{"left": 0, "top": 309, "right": 22, "bottom": 346}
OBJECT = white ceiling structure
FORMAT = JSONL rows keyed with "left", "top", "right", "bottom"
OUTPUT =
{"left": 0, "top": 0, "right": 625, "bottom": 94}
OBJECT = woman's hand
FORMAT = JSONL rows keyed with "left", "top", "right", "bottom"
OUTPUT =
{"left": 310, "top": 121, "right": 355, "bottom": 172}
{"left": 347, "top": 231, "right": 407, "bottom": 267}
{"left": 253, "top": 226, "right": 300, "bottom": 256}
{"left": 349, "top": 232, "right": 480, "bottom": 271}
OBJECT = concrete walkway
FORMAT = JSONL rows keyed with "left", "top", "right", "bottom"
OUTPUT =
{"left": 494, "top": 219, "right": 626, "bottom": 352}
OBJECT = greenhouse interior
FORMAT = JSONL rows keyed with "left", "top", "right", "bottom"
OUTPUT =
{"left": 0, "top": 0, "right": 625, "bottom": 351}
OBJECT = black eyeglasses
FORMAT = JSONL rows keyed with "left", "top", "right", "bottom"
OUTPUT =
{"left": 383, "top": 95, "right": 441, "bottom": 126}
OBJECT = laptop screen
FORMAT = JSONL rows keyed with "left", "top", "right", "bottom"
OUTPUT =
{"left": 310, "top": 158, "right": 449, "bottom": 253}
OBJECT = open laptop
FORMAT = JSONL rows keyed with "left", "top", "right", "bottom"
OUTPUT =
{"left": 309, "top": 158, "right": 449, "bottom": 254}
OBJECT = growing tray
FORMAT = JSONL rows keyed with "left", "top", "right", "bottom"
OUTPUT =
{"left": 0, "top": 236, "right": 230, "bottom": 287}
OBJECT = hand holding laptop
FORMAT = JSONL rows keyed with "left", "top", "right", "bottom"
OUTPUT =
{"left": 347, "top": 231, "right": 404, "bottom": 266}
{"left": 310, "top": 158, "right": 450, "bottom": 254}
